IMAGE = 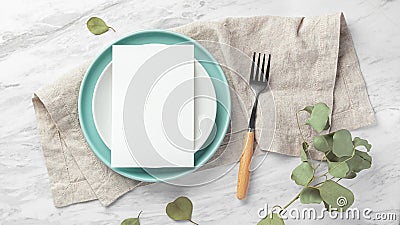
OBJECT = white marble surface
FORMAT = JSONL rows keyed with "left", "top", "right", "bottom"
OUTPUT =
{"left": 1, "top": 0, "right": 399, "bottom": 224}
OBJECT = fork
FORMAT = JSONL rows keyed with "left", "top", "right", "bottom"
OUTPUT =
{"left": 237, "top": 52, "right": 271, "bottom": 200}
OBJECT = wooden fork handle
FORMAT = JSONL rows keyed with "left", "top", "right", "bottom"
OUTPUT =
{"left": 237, "top": 131, "right": 255, "bottom": 200}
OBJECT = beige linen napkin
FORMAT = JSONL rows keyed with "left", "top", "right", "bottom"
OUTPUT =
{"left": 33, "top": 12, "right": 375, "bottom": 207}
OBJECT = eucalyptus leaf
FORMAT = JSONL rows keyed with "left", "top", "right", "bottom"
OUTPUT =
{"left": 258, "top": 213, "right": 285, "bottom": 225}
{"left": 344, "top": 171, "right": 357, "bottom": 179}
{"left": 300, "top": 187, "right": 323, "bottom": 204}
{"left": 325, "top": 151, "right": 350, "bottom": 162}
{"left": 332, "top": 129, "right": 354, "bottom": 157}
{"left": 303, "top": 105, "right": 330, "bottom": 130}
{"left": 328, "top": 161, "right": 350, "bottom": 178}
{"left": 303, "top": 106, "right": 314, "bottom": 114}
{"left": 306, "top": 103, "right": 330, "bottom": 132}
{"left": 121, "top": 218, "right": 140, "bottom": 225}
{"left": 302, "top": 141, "right": 309, "bottom": 150}
{"left": 166, "top": 196, "right": 193, "bottom": 221}
{"left": 301, "top": 142, "right": 309, "bottom": 162}
{"left": 323, "top": 121, "right": 330, "bottom": 130}
{"left": 346, "top": 150, "right": 372, "bottom": 173}
{"left": 86, "top": 17, "right": 115, "bottom": 35}
{"left": 291, "top": 162, "right": 314, "bottom": 186}
{"left": 323, "top": 201, "right": 332, "bottom": 211}
{"left": 300, "top": 149, "right": 307, "bottom": 162}
{"left": 325, "top": 151, "right": 338, "bottom": 162}
{"left": 353, "top": 137, "right": 372, "bottom": 152}
{"left": 121, "top": 211, "right": 142, "bottom": 225}
{"left": 313, "top": 134, "right": 333, "bottom": 153}
{"left": 318, "top": 180, "right": 354, "bottom": 211}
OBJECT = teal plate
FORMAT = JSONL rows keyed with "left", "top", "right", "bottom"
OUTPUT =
{"left": 78, "top": 30, "right": 231, "bottom": 182}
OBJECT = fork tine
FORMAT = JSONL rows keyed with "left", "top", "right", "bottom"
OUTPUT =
{"left": 261, "top": 54, "right": 266, "bottom": 82}
{"left": 250, "top": 52, "right": 256, "bottom": 80}
{"left": 255, "top": 53, "right": 261, "bottom": 81}
{"left": 265, "top": 54, "right": 271, "bottom": 82}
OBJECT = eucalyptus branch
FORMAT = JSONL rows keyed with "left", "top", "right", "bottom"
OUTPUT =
{"left": 258, "top": 102, "right": 373, "bottom": 225}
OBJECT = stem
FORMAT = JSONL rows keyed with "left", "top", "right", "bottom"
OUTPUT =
{"left": 188, "top": 219, "right": 199, "bottom": 225}
{"left": 296, "top": 111, "right": 314, "bottom": 164}
{"left": 316, "top": 171, "right": 329, "bottom": 179}
{"left": 314, "top": 154, "right": 328, "bottom": 170}
{"left": 313, "top": 181, "right": 324, "bottom": 187}
{"left": 313, "top": 173, "right": 328, "bottom": 185}
{"left": 295, "top": 111, "right": 307, "bottom": 143}
{"left": 109, "top": 26, "right": 116, "bottom": 32}
{"left": 137, "top": 210, "right": 142, "bottom": 218}
{"left": 313, "top": 176, "right": 342, "bottom": 187}
{"left": 282, "top": 192, "right": 301, "bottom": 210}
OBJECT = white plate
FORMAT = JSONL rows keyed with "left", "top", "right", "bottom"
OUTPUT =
{"left": 92, "top": 60, "right": 216, "bottom": 151}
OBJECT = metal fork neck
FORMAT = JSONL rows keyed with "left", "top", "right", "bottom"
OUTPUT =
{"left": 248, "top": 94, "right": 259, "bottom": 130}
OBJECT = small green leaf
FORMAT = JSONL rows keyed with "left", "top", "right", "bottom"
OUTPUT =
{"left": 121, "top": 211, "right": 142, "bottom": 225}
{"left": 301, "top": 142, "right": 309, "bottom": 162}
{"left": 306, "top": 103, "right": 330, "bottom": 132}
{"left": 303, "top": 105, "right": 330, "bottom": 130}
{"left": 303, "top": 106, "right": 314, "bottom": 114}
{"left": 300, "top": 187, "right": 323, "bottom": 204}
{"left": 302, "top": 141, "right": 309, "bottom": 150}
{"left": 333, "top": 129, "right": 354, "bottom": 157}
{"left": 325, "top": 151, "right": 350, "bottom": 162}
{"left": 258, "top": 213, "right": 285, "bottom": 225}
{"left": 323, "top": 121, "right": 330, "bottom": 130}
{"left": 291, "top": 162, "right": 314, "bottom": 186}
{"left": 121, "top": 218, "right": 140, "bottom": 225}
{"left": 323, "top": 201, "right": 335, "bottom": 212}
{"left": 344, "top": 171, "right": 357, "bottom": 179}
{"left": 313, "top": 134, "right": 333, "bottom": 153}
{"left": 166, "top": 196, "right": 193, "bottom": 222}
{"left": 86, "top": 17, "right": 115, "bottom": 35}
{"left": 353, "top": 137, "right": 372, "bottom": 152}
{"left": 300, "top": 150, "right": 307, "bottom": 162}
{"left": 325, "top": 151, "right": 338, "bottom": 162}
{"left": 318, "top": 180, "right": 354, "bottom": 211}
{"left": 346, "top": 150, "right": 372, "bottom": 173}
{"left": 328, "top": 161, "right": 350, "bottom": 178}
